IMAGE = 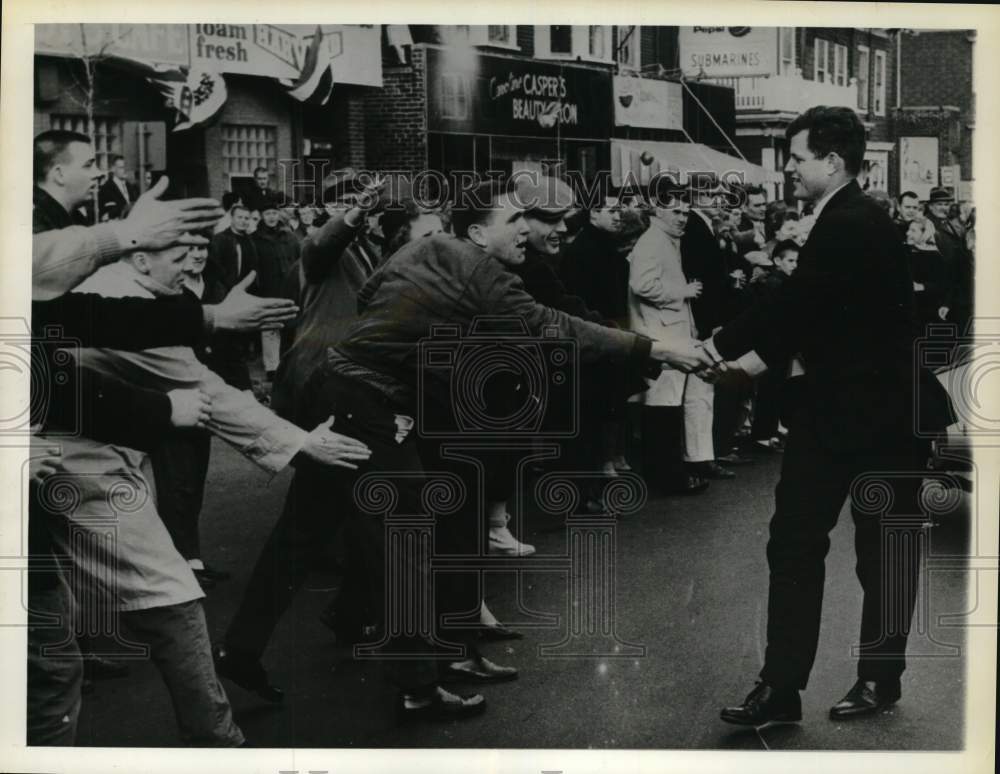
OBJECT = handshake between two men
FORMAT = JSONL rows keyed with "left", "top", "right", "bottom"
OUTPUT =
{"left": 648, "top": 337, "right": 742, "bottom": 383}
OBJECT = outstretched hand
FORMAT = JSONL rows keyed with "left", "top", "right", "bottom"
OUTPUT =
{"left": 117, "top": 176, "right": 224, "bottom": 251}
{"left": 208, "top": 271, "right": 300, "bottom": 332}
{"left": 300, "top": 416, "right": 373, "bottom": 470}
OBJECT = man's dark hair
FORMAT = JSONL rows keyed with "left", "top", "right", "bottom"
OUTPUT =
{"left": 744, "top": 185, "right": 766, "bottom": 200}
{"left": 773, "top": 239, "right": 800, "bottom": 260}
{"left": 110, "top": 154, "right": 124, "bottom": 166}
{"left": 34, "top": 129, "right": 91, "bottom": 184}
{"left": 899, "top": 190, "right": 919, "bottom": 203}
{"left": 450, "top": 180, "right": 508, "bottom": 239}
{"left": 786, "top": 105, "right": 866, "bottom": 177}
{"left": 253, "top": 166, "right": 268, "bottom": 177}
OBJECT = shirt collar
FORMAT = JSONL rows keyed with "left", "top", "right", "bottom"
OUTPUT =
{"left": 812, "top": 181, "right": 851, "bottom": 221}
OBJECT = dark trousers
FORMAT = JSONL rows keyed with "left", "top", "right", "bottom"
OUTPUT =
{"left": 714, "top": 378, "right": 752, "bottom": 456}
{"left": 759, "top": 413, "right": 929, "bottom": 690}
{"left": 150, "top": 429, "right": 212, "bottom": 560}
{"left": 225, "top": 372, "right": 475, "bottom": 693}
{"left": 750, "top": 370, "right": 785, "bottom": 441}
{"left": 640, "top": 406, "right": 686, "bottom": 489}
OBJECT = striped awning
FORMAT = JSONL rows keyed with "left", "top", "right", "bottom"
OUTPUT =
{"left": 611, "top": 139, "right": 783, "bottom": 187}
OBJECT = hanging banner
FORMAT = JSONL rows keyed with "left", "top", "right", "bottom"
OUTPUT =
{"left": 190, "top": 24, "right": 381, "bottom": 86}
{"left": 678, "top": 27, "right": 777, "bottom": 77}
{"left": 614, "top": 76, "right": 683, "bottom": 130}
{"left": 148, "top": 67, "right": 227, "bottom": 132}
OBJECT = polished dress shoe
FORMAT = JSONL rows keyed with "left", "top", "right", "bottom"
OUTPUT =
{"left": 829, "top": 678, "right": 901, "bottom": 719}
{"left": 696, "top": 461, "right": 736, "bottom": 480}
{"left": 720, "top": 682, "right": 802, "bottom": 726}
{"left": 397, "top": 685, "right": 486, "bottom": 723}
{"left": 478, "top": 622, "right": 524, "bottom": 642}
{"left": 213, "top": 645, "right": 284, "bottom": 703}
{"left": 717, "top": 452, "right": 753, "bottom": 466}
{"left": 443, "top": 655, "right": 518, "bottom": 684}
{"left": 660, "top": 475, "right": 710, "bottom": 496}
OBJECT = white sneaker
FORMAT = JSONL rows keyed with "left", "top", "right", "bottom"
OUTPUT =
{"left": 489, "top": 525, "right": 535, "bottom": 556}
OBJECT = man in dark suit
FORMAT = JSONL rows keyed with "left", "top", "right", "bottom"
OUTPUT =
{"left": 706, "top": 106, "right": 953, "bottom": 725}
{"left": 683, "top": 187, "right": 743, "bottom": 480}
{"left": 98, "top": 155, "right": 139, "bottom": 221}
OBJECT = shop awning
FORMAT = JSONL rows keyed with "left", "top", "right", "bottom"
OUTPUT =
{"left": 611, "top": 139, "right": 782, "bottom": 187}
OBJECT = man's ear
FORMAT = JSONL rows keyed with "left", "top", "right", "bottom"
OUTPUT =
{"left": 50, "top": 165, "right": 65, "bottom": 187}
{"left": 130, "top": 252, "right": 152, "bottom": 275}
{"left": 466, "top": 223, "right": 488, "bottom": 248}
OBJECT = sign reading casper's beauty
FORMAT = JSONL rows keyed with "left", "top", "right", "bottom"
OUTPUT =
{"left": 678, "top": 27, "right": 777, "bottom": 77}
{"left": 426, "top": 48, "right": 612, "bottom": 139}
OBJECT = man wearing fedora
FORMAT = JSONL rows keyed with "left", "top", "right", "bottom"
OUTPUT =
{"left": 925, "top": 186, "right": 973, "bottom": 333}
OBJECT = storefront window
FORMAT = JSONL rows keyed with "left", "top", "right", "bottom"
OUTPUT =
{"left": 221, "top": 124, "right": 276, "bottom": 179}
{"left": 50, "top": 114, "right": 122, "bottom": 173}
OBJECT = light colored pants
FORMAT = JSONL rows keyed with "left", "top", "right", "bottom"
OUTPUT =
{"left": 261, "top": 329, "right": 281, "bottom": 373}
{"left": 123, "top": 600, "right": 244, "bottom": 747}
{"left": 683, "top": 374, "right": 715, "bottom": 464}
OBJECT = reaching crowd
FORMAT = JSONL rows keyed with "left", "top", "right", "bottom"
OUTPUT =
{"left": 27, "top": 110, "right": 968, "bottom": 745}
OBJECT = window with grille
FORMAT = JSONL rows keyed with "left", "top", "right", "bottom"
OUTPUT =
{"left": 50, "top": 114, "right": 123, "bottom": 172}
{"left": 221, "top": 125, "right": 277, "bottom": 179}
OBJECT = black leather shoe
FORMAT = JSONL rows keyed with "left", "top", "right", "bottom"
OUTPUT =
{"left": 443, "top": 656, "right": 518, "bottom": 684}
{"left": 397, "top": 686, "right": 486, "bottom": 723}
{"left": 697, "top": 461, "right": 736, "bottom": 480}
{"left": 720, "top": 682, "right": 802, "bottom": 726}
{"left": 478, "top": 623, "right": 524, "bottom": 642}
{"left": 829, "top": 678, "right": 901, "bottom": 719}
{"left": 213, "top": 645, "right": 284, "bottom": 703}
{"left": 662, "top": 475, "right": 710, "bottom": 496}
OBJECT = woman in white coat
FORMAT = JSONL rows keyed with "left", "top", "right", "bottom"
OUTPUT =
{"left": 627, "top": 193, "right": 710, "bottom": 494}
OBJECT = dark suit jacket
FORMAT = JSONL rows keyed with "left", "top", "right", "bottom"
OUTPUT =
{"left": 98, "top": 177, "right": 138, "bottom": 220}
{"left": 207, "top": 228, "right": 260, "bottom": 291}
{"left": 682, "top": 212, "right": 737, "bottom": 338}
{"left": 559, "top": 224, "right": 631, "bottom": 326}
{"left": 714, "top": 180, "right": 954, "bottom": 453}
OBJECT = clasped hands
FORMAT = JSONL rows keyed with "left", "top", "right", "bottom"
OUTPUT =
{"left": 649, "top": 337, "right": 740, "bottom": 383}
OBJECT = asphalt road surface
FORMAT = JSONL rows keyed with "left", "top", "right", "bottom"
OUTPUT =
{"left": 75, "top": 438, "right": 970, "bottom": 751}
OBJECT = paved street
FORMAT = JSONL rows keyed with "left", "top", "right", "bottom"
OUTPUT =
{"left": 75, "top": 438, "right": 970, "bottom": 750}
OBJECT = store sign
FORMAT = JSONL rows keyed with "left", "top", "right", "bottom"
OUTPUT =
{"left": 426, "top": 48, "right": 612, "bottom": 140}
{"left": 35, "top": 24, "right": 382, "bottom": 87}
{"left": 35, "top": 24, "right": 190, "bottom": 66}
{"left": 899, "top": 137, "right": 939, "bottom": 201}
{"left": 614, "top": 76, "right": 683, "bottom": 130}
{"left": 678, "top": 26, "right": 777, "bottom": 77}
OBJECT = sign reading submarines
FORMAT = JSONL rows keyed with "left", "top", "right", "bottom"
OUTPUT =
{"left": 678, "top": 27, "right": 777, "bottom": 77}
